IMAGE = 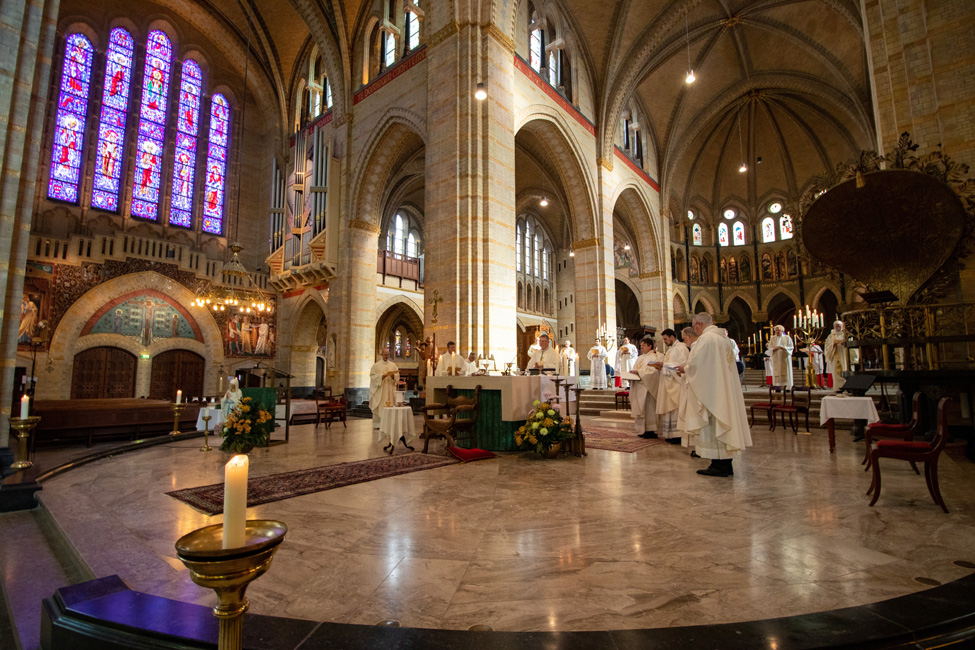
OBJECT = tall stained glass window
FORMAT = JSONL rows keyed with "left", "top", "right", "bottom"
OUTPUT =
{"left": 780, "top": 215, "right": 794, "bottom": 239}
{"left": 169, "top": 60, "right": 203, "bottom": 227}
{"left": 91, "top": 29, "right": 134, "bottom": 211}
{"left": 130, "top": 30, "right": 173, "bottom": 220}
{"left": 733, "top": 221, "right": 746, "bottom": 245}
{"left": 717, "top": 223, "right": 730, "bottom": 246}
{"left": 692, "top": 223, "right": 702, "bottom": 246}
{"left": 516, "top": 225, "right": 522, "bottom": 271}
{"left": 762, "top": 217, "right": 775, "bottom": 242}
{"left": 48, "top": 34, "right": 95, "bottom": 203}
{"left": 530, "top": 29, "right": 542, "bottom": 70}
{"left": 407, "top": 10, "right": 420, "bottom": 50}
{"left": 203, "top": 93, "right": 231, "bottom": 234}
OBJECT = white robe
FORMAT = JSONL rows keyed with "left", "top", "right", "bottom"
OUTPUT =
{"left": 766, "top": 334, "right": 794, "bottom": 386}
{"left": 369, "top": 359, "right": 399, "bottom": 427}
{"left": 528, "top": 346, "right": 560, "bottom": 370}
{"left": 656, "top": 341, "right": 689, "bottom": 415}
{"left": 463, "top": 360, "right": 479, "bottom": 376}
{"left": 435, "top": 352, "right": 466, "bottom": 377}
{"left": 616, "top": 344, "right": 637, "bottom": 375}
{"left": 824, "top": 330, "right": 858, "bottom": 388}
{"left": 587, "top": 344, "right": 608, "bottom": 389}
{"left": 630, "top": 351, "right": 662, "bottom": 435}
{"left": 680, "top": 326, "right": 752, "bottom": 459}
{"left": 559, "top": 347, "right": 578, "bottom": 376}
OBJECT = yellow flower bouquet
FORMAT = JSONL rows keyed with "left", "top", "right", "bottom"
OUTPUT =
{"left": 515, "top": 400, "right": 575, "bottom": 455}
{"left": 220, "top": 396, "right": 273, "bottom": 453}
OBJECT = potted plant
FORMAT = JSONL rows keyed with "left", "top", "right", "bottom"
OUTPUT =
{"left": 220, "top": 396, "right": 273, "bottom": 453}
{"left": 515, "top": 400, "right": 575, "bottom": 457}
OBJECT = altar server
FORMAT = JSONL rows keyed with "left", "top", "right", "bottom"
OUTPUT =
{"left": 766, "top": 325, "right": 794, "bottom": 387}
{"left": 653, "top": 328, "right": 689, "bottom": 443}
{"left": 369, "top": 349, "right": 399, "bottom": 428}
{"left": 616, "top": 337, "right": 638, "bottom": 386}
{"left": 824, "top": 321, "right": 858, "bottom": 389}
{"left": 631, "top": 337, "right": 662, "bottom": 438}
{"left": 559, "top": 340, "right": 579, "bottom": 376}
{"left": 587, "top": 337, "right": 609, "bottom": 389}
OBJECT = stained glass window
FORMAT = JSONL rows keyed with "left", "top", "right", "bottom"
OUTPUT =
{"left": 762, "top": 217, "right": 775, "bottom": 242}
{"left": 548, "top": 51, "right": 558, "bottom": 86}
{"left": 384, "top": 32, "right": 396, "bottom": 68}
{"left": 169, "top": 60, "right": 203, "bottom": 228}
{"left": 687, "top": 210, "right": 695, "bottom": 220}
{"left": 717, "top": 223, "right": 729, "bottom": 246}
{"left": 324, "top": 78, "right": 333, "bottom": 109}
{"left": 692, "top": 223, "right": 702, "bottom": 246}
{"left": 733, "top": 221, "right": 746, "bottom": 245}
{"left": 769, "top": 202, "right": 782, "bottom": 214}
{"left": 534, "top": 235, "right": 541, "bottom": 277}
{"left": 407, "top": 232, "right": 418, "bottom": 257}
{"left": 48, "top": 34, "right": 94, "bottom": 203}
{"left": 407, "top": 10, "right": 420, "bottom": 50}
{"left": 394, "top": 331, "right": 402, "bottom": 356}
{"left": 524, "top": 224, "right": 532, "bottom": 273}
{"left": 91, "top": 28, "right": 134, "bottom": 211}
{"left": 530, "top": 29, "right": 542, "bottom": 70}
{"left": 723, "top": 208, "right": 736, "bottom": 220}
{"left": 516, "top": 225, "right": 522, "bottom": 271}
{"left": 130, "top": 30, "right": 173, "bottom": 220}
{"left": 203, "top": 93, "right": 231, "bottom": 234}
{"left": 780, "top": 214, "right": 794, "bottom": 240}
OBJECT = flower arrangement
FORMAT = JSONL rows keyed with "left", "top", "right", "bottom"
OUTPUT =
{"left": 515, "top": 400, "right": 575, "bottom": 455}
{"left": 220, "top": 396, "right": 273, "bottom": 453}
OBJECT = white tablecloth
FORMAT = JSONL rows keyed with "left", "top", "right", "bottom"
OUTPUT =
{"left": 196, "top": 409, "right": 226, "bottom": 431}
{"left": 819, "top": 396, "right": 880, "bottom": 425}
{"left": 378, "top": 406, "right": 417, "bottom": 447}
{"left": 426, "top": 375, "right": 576, "bottom": 421}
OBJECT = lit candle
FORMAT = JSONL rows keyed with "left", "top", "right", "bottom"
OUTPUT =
{"left": 793, "top": 315, "right": 797, "bottom": 329}
{"left": 203, "top": 400, "right": 210, "bottom": 418}
{"left": 176, "top": 389, "right": 182, "bottom": 405}
{"left": 218, "top": 375, "right": 224, "bottom": 395}
{"left": 426, "top": 359, "right": 432, "bottom": 376}
{"left": 20, "top": 394, "right": 29, "bottom": 419}
{"left": 223, "top": 455, "right": 248, "bottom": 549}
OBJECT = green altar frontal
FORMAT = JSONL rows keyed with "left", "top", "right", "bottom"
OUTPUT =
{"left": 437, "top": 388, "right": 521, "bottom": 451}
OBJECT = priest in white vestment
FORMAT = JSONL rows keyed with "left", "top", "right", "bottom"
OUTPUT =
{"left": 559, "top": 340, "right": 579, "bottom": 376}
{"left": 369, "top": 349, "right": 399, "bottom": 429}
{"left": 463, "top": 352, "right": 479, "bottom": 376}
{"left": 630, "top": 337, "right": 662, "bottom": 438}
{"left": 528, "top": 332, "right": 559, "bottom": 371}
{"left": 436, "top": 341, "right": 466, "bottom": 377}
{"left": 824, "top": 320, "right": 858, "bottom": 389}
{"left": 765, "top": 325, "right": 794, "bottom": 386}
{"left": 587, "top": 337, "right": 609, "bottom": 389}
{"left": 654, "top": 328, "right": 689, "bottom": 443}
{"left": 677, "top": 313, "right": 752, "bottom": 477}
{"left": 615, "top": 337, "right": 638, "bottom": 386}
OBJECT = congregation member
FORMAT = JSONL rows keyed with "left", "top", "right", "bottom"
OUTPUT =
{"left": 436, "top": 341, "right": 466, "bottom": 377}
{"left": 631, "top": 337, "right": 662, "bottom": 439}
{"left": 528, "top": 332, "right": 559, "bottom": 371}
{"left": 824, "top": 320, "right": 858, "bottom": 389}
{"left": 615, "top": 337, "right": 638, "bottom": 387}
{"left": 677, "top": 313, "right": 752, "bottom": 477}
{"left": 587, "top": 337, "right": 609, "bottom": 389}
{"left": 653, "top": 328, "right": 689, "bottom": 444}
{"left": 766, "top": 325, "right": 794, "bottom": 386}
{"left": 559, "top": 339, "right": 578, "bottom": 376}
{"left": 369, "top": 349, "right": 399, "bottom": 429}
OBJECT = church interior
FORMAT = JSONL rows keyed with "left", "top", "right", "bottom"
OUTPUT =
{"left": 2, "top": 0, "right": 975, "bottom": 648}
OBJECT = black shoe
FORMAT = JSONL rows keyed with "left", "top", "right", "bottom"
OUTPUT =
{"left": 665, "top": 437, "right": 681, "bottom": 444}
{"left": 690, "top": 451, "right": 701, "bottom": 458}
{"left": 697, "top": 466, "right": 730, "bottom": 477}
{"left": 639, "top": 431, "right": 658, "bottom": 439}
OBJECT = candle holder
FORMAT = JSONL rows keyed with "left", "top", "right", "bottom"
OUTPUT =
{"left": 175, "top": 520, "right": 287, "bottom": 650}
{"left": 201, "top": 415, "right": 213, "bottom": 452}
{"left": 171, "top": 402, "right": 186, "bottom": 436}
{"left": 569, "top": 384, "right": 587, "bottom": 457}
{"left": 9, "top": 416, "right": 41, "bottom": 469}
{"left": 794, "top": 324, "right": 825, "bottom": 388}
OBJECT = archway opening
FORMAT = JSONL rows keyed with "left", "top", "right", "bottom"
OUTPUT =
{"left": 615, "top": 279, "right": 641, "bottom": 329}
{"left": 816, "top": 289, "right": 839, "bottom": 326}
{"left": 291, "top": 299, "right": 327, "bottom": 389}
{"left": 725, "top": 297, "right": 753, "bottom": 344}
{"left": 767, "top": 293, "right": 797, "bottom": 328}
{"left": 375, "top": 302, "right": 423, "bottom": 390}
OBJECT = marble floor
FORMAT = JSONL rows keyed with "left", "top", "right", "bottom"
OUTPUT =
{"left": 32, "top": 415, "right": 975, "bottom": 633}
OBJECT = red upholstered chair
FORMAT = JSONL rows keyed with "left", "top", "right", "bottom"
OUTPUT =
{"left": 867, "top": 397, "right": 952, "bottom": 513}
{"left": 615, "top": 391, "right": 630, "bottom": 410}
{"left": 772, "top": 387, "right": 811, "bottom": 433}
{"left": 863, "top": 391, "right": 924, "bottom": 470}
{"left": 749, "top": 385, "right": 786, "bottom": 428}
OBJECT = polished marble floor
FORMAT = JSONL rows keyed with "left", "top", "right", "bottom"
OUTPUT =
{"left": 35, "top": 415, "right": 975, "bottom": 632}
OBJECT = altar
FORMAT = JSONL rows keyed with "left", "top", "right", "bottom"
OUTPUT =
{"left": 425, "top": 375, "right": 576, "bottom": 451}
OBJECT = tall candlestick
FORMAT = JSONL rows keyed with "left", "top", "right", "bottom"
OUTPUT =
{"left": 20, "top": 394, "right": 29, "bottom": 419}
{"left": 223, "top": 455, "right": 249, "bottom": 549}
{"left": 176, "top": 389, "right": 182, "bottom": 405}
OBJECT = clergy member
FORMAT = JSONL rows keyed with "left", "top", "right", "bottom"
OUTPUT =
{"left": 616, "top": 337, "right": 638, "bottom": 387}
{"left": 369, "top": 349, "right": 399, "bottom": 429}
{"left": 587, "top": 336, "right": 609, "bottom": 389}
{"left": 436, "top": 341, "right": 466, "bottom": 377}
{"left": 824, "top": 320, "right": 858, "bottom": 389}
{"left": 765, "top": 325, "right": 794, "bottom": 386}
{"left": 653, "top": 328, "right": 689, "bottom": 444}
{"left": 527, "top": 335, "right": 542, "bottom": 359}
{"left": 528, "top": 332, "right": 559, "bottom": 371}
{"left": 559, "top": 340, "right": 578, "bottom": 376}
{"left": 631, "top": 337, "right": 662, "bottom": 439}
{"left": 676, "top": 313, "right": 752, "bottom": 477}
{"left": 464, "top": 352, "right": 479, "bottom": 376}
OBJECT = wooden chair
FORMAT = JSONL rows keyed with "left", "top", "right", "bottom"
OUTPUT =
{"left": 315, "top": 387, "right": 347, "bottom": 429}
{"left": 420, "top": 385, "right": 481, "bottom": 453}
{"left": 749, "top": 385, "right": 786, "bottom": 428}
{"left": 867, "top": 397, "right": 952, "bottom": 513}
{"left": 614, "top": 391, "right": 630, "bottom": 410}
{"left": 772, "top": 387, "right": 811, "bottom": 433}
{"left": 863, "top": 391, "right": 924, "bottom": 470}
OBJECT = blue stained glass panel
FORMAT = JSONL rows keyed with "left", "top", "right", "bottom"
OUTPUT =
{"left": 169, "top": 59, "right": 203, "bottom": 228}
{"left": 130, "top": 30, "right": 172, "bottom": 221}
{"left": 91, "top": 28, "right": 134, "bottom": 212}
{"left": 47, "top": 34, "right": 93, "bottom": 203}
{"left": 202, "top": 94, "right": 231, "bottom": 234}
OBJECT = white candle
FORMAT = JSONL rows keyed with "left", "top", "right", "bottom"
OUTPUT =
{"left": 218, "top": 376, "right": 224, "bottom": 394}
{"left": 176, "top": 389, "right": 182, "bottom": 405}
{"left": 203, "top": 400, "right": 210, "bottom": 418}
{"left": 793, "top": 315, "right": 797, "bottom": 328}
{"left": 223, "top": 455, "right": 249, "bottom": 549}
{"left": 20, "top": 394, "right": 29, "bottom": 419}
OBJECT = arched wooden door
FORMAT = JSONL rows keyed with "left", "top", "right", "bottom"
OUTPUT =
{"left": 71, "top": 347, "right": 137, "bottom": 399}
{"left": 149, "top": 350, "right": 205, "bottom": 400}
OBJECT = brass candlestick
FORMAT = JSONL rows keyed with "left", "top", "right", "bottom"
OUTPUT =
{"left": 175, "top": 520, "right": 288, "bottom": 650}
{"left": 9, "top": 416, "right": 41, "bottom": 469}
{"left": 170, "top": 403, "right": 186, "bottom": 436}
{"left": 201, "top": 415, "right": 213, "bottom": 452}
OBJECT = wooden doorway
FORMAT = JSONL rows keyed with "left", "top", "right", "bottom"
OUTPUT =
{"left": 149, "top": 350, "right": 205, "bottom": 400}
{"left": 71, "top": 347, "right": 137, "bottom": 399}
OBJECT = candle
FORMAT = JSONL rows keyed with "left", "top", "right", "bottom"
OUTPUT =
{"left": 426, "top": 359, "right": 432, "bottom": 376}
{"left": 176, "top": 389, "right": 182, "bottom": 404}
{"left": 218, "top": 375, "right": 224, "bottom": 394}
{"left": 793, "top": 315, "right": 797, "bottom": 328}
{"left": 223, "top": 455, "right": 249, "bottom": 549}
{"left": 203, "top": 400, "right": 210, "bottom": 418}
{"left": 20, "top": 394, "right": 29, "bottom": 419}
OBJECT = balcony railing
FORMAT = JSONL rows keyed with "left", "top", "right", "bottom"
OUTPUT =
{"left": 377, "top": 250, "right": 422, "bottom": 285}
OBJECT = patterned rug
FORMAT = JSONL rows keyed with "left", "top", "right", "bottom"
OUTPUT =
{"left": 584, "top": 426, "right": 668, "bottom": 453}
{"left": 167, "top": 453, "right": 460, "bottom": 515}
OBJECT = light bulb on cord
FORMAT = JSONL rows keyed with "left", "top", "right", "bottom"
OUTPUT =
{"left": 739, "top": 163, "right": 748, "bottom": 173}
{"left": 623, "top": 243, "right": 631, "bottom": 251}
{"left": 569, "top": 250, "right": 575, "bottom": 257}
{"left": 474, "top": 82, "right": 487, "bottom": 101}
{"left": 540, "top": 197, "right": 549, "bottom": 207}
{"left": 685, "top": 70, "right": 695, "bottom": 84}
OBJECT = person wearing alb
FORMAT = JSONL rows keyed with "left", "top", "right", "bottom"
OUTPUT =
{"left": 653, "top": 328, "right": 689, "bottom": 444}
{"left": 765, "top": 325, "right": 794, "bottom": 386}
{"left": 369, "top": 349, "right": 399, "bottom": 429}
{"left": 630, "top": 337, "right": 662, "bottom": 439}
{"left": 528, "top": 332, "right": 559, "bottom": 371}
{"left": 587, "top": 337, "right": 609, "bottom": 388}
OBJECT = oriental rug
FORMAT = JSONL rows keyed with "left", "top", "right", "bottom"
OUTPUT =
{"left": 167, "top": 453, "right": 460, "bottom": 515}
{"left": 583, "top": 426, "right": 667, "bottom": 453}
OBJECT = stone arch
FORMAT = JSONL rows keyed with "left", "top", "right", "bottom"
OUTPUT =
{"left": 762, "top": 287, "right": 801, "bottom": 314}
{"left": 375, "top": 298, "right": 425, "bottom": 363}
{"left": 723, "top": 290, "right": 759, "bottom": 315}
{"left": 611, "top": 183, "right": 660, "bottom": 274}
{"left": 672, "top": 291, "right": 688, "bottom": 318}
{"left": 692, "top": 292, "right": 718, "bottom": 315}
{"left": 289, "top": 294, "right": 328, "bottom": 387}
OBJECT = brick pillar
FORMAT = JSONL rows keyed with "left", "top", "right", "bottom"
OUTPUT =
{"left": 0, "top": 0, "right": 59, "bottom": 445}
{"left": 335, "top": 220, "right": 380, "bottom": 405}
{"left": 423, "top": 23, "right": 517, "bottom": 361}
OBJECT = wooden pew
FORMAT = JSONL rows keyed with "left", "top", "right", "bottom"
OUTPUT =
{"left": 31, "top": 399, "right": 202, "bottom": 448}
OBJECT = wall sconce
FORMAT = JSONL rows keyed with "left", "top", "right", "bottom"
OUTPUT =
{"left": 474, "top": 82, "right": 487, "bottom": 100}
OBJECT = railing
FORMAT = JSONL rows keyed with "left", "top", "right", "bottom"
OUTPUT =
{"left": 377, "top": 251, "right": 421, "bottom": 284}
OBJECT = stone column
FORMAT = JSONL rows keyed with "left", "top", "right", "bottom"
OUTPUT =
{"left": 571, "top": 242, "right": 610, "bottom": 373}
{"left": 0, "top": 0, "right": 59, "bottom": 445}
{"left": 423, "top": 22, "right": 517, "bottom": 362}
{"left": 335, "top": 219, "right": 380, "bottom": 405}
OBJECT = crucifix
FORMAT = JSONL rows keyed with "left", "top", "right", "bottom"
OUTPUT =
{"left": 430, "top": 289, "right": 443, "bottom": 325}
